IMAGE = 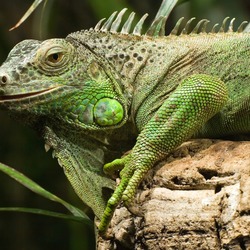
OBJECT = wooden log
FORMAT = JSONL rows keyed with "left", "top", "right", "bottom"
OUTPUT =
{"left": 97, "top": 139, "right": 250, "bottom": 250}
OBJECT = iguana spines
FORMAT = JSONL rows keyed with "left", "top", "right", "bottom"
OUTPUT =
{"left": 90, "top": 8, "right": 249, "bottom": 37}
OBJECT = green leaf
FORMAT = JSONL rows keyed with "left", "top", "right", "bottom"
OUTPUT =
{"left": 0, "top": 162, "right": 92, "bottom": 226}
{"left": 149, "top": 0, "right": 179, "bottom": 36}
{"left": 153, "top": 0, "right": 179, "bottom": 21}
{"left": 0, "top": 207, "right": 90, "bottom": 224}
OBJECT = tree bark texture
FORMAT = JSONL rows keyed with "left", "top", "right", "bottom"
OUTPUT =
{"left": 97, "top": 139, "right": 250, "bottom": 250}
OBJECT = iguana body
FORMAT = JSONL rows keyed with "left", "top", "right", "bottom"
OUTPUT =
{"left": 0, "top": 7, "right": 249, "bottom": 233}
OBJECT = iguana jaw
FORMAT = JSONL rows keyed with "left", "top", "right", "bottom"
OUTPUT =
{"left": 0, "top": 86, "right": 60, "bottom": 103}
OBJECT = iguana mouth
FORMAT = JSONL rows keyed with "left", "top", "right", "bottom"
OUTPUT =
{"left": 0, "top": 87, "right": 59, "bottom": 102}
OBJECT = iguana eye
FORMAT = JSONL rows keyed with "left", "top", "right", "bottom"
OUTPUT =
{"left": 47, "top": 52, "right": 64, "bottom": 64}
{"left": 35, "top": 39, "right": 75, "bottom": 75}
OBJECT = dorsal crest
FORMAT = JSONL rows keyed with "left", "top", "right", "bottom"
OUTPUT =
{"left": 169, "top": 16, "right": 249, "bottom": 35}
{"left": 92, "top": 8, "right": 249, "bottom": 37}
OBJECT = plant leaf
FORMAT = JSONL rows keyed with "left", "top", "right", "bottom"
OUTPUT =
{"left": 148, "top": 0, "right": 179, "bottom": 36}
{"left": 153, "top": 0, "right": 179, "bottom": 21}
{"left": 0, "top": 207, "right": 91, "bottom": 224}
{"left": 0, "top": 161, "right": 92, "bottom": 225}
{"left": 9, "top": 0, "right": 44, "bottom": 31}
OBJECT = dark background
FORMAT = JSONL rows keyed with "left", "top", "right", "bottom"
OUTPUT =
{"left": 0, "top": 0, "right": 249, "bottom": 249}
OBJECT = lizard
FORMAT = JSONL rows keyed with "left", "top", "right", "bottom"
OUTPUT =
{"left": 0, "top": 2, "right": 249, "bottom": 234}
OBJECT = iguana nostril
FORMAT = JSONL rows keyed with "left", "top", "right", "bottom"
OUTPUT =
{"left": 0, "top": 75, "right": 9, "bottom": 85}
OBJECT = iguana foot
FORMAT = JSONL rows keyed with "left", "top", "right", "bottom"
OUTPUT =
{"left": 103, "top": 153, "right": 149, "bottom": 202}
{"left": 103, "top": 154, "right": 130, "bottom": 177}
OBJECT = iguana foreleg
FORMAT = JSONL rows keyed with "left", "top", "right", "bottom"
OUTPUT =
{"left": 99, "top": 74, "right": 228, "bottom": 232}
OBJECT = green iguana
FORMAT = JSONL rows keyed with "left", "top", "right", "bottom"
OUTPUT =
{"left": 0, "top": 1, "right": 249, "bottom": 234}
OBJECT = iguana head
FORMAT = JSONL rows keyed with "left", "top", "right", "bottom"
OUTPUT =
{"left": 0, "top": 39, "right": 76, "bottom": 108}
{"left": 0, "top": 38, "right": 127, "bottom": 130}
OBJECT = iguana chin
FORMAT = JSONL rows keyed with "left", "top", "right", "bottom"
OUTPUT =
{"left": 0, "top": 5, "right": 249, "bottom": 233}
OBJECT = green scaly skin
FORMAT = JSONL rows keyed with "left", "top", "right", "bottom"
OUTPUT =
{"left": 0, "top": 7, "right": 249, "bottom": 234}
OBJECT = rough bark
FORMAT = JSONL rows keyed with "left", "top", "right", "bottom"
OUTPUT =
{"left": 97, "top": 139, "right": 250, "bottom": 250}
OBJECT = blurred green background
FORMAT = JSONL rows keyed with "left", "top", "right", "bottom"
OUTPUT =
{"left": 0, "top": 0, "right": 249, "bottom": 249}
